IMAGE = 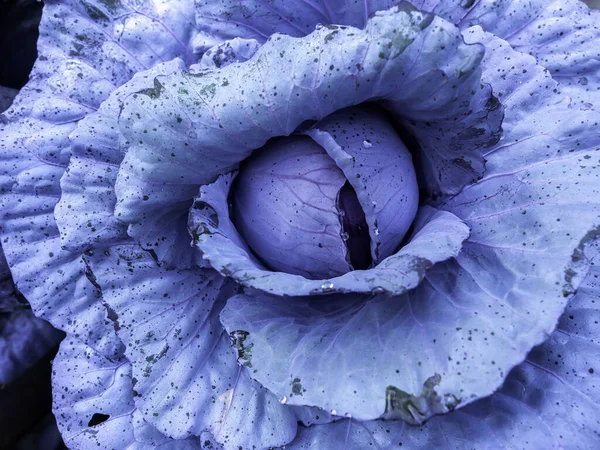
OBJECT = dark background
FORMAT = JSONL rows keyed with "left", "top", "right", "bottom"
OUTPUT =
{"left": 0, "top": 0, "right": 43, "bottom": 89}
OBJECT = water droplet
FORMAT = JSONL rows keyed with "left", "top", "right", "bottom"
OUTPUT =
{"left": 362, "top": 140, "right": 372, "bottom": 148}
{"left": 344, "top": 412, "right": 352, "bottom": 418}
{"left": 340, "top": 232, "right": 350, "bottom": 241}
{"left": 373, "top": 228, "right": 380, "bottom": 236}
{"left": 279, "top": 396, "right": 287, "bottom": 404}
{"left": 330, "top": 409, "right": 337, "bottom": 415}
{"left": 320, "top": 282, "right": 334, "bottom": 292}
{"left": 188, "top": 131, "right": 198, "bottom": 140}
{"left": 371, "top": 287, "right": 386, "bottom": 295}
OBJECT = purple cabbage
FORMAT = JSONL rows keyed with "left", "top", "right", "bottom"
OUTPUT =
{"left": 0, "top": 1, "right": 599, "bottom": 449}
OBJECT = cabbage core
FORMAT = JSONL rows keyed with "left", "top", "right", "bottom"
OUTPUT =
{"left": 231, "top": 106, "right": 419, "bottom": 279}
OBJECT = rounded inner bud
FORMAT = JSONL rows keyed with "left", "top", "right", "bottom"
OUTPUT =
{"left": 231, "top": 107, "right": 418, "bottom": 280}
{"left": 230, "top": 136, "right": 364, "bottom": 279}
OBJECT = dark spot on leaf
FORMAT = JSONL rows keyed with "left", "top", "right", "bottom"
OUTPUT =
{"left": 104, "top": 303, "right": 120, "bottom": 332}
{"left": 88, "top": 413, "right": 110, "bottom": 427}
{"left": 383, "top": 374, "right": 458, "bottom": 424}
{"left": 291, "top": 377, "right": 304, "bottom": 396}
{"left": 82, "top": 2, "right": 109, "bottom": 21}
{"left": 324, "top": 30, "right": 338, "bottom": 42}
{"left": 84, "top": 264, "right": 102, "bottom": 291}
{"left": 138, "top": 78, "right": 164, "bottom": 100}
{"left": 230, "top": 330, "right": 253, "bottom": 367}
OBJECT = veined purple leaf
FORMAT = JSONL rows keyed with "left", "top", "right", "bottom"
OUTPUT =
{"left": 52, "top": 336, "right": 203, "bottom": 449}
{"left": 283, "top": 240, "right": 600, "bottom": 449}
{"left": 85, "top": 244, "right": 297, "bottom": 449}
{"left": 0, "top": 0, "right": 197, "bottom": 355}
{"left": 418, "top": 0, "right": 600, "bottom": 108}
{"left": 192, "top": 0, "right": 397, "bottom": 51}
{"left": 55, "top": 58, "right": 204, "bottom": 270}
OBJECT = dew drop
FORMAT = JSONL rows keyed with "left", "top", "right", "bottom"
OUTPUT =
{"left": 371, "top": 286, "right": 386, "bottom": 295}
{"left": 340, "top": 232, "right": 350, "bottom": 241}
{"left": 330, "top": 409, "right": 337, "bottom": 415}
{"left": 279, "top": 396, "right": 288, "bottom": 404}
{"left": 188, "top": 131, "right": 198, "bottom": 140}
{"left": 362, "top": 139, "right": 372, "bottom": 148}
{"left": 320, "top": 281, "right": 334, "bottom": 292}
{"left": 373, "top": 228, "right": 380, "bottom": 236}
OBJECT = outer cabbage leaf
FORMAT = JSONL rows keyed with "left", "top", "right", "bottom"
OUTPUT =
{"left": 193, "top": 0, "right": 396, "bottom": 51}
{"left": 219, "top": 25, "right": 600, "bottom": 423}
{"left": 118, "top": 7, "right": 501, "bottom": 223}
{"left": 58, "top": 35, "right": 262, "bottom": 271}
{"left": 195, "top": 0, "right": 600, "bottom": 137}
{"left": 220, "top": 287, "right": 464, "bottom": 422}
{"left": 283, "top": 241, "right": 600, "bottom": 450}
{"left": 85, "top": 244, "right": 298, "bottom": 449}
{"left": 443, "top": 26, "right": 600, "bottom": 296}
{"left": 418, "top": 0, "right": 600, "bottom": 107}
{"left": 0, "top": 0, "right": 196, "bottom": 356}
{"left": 55, "top": 58, "right": 204, "bottom": 270}
{"left": 52, "top": 336, "right": 203, "bottom": 449}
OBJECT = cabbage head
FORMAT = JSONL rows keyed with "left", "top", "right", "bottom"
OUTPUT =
{"left": 1, "top": 1, "right": 600, "bottom": 449}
